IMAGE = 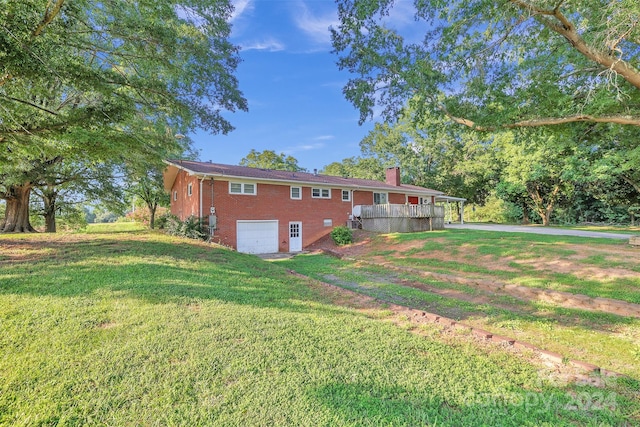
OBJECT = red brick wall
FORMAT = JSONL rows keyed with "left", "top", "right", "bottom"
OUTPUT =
{"left": 386, "top": 167, "right": 401, "bottom": 186}
{"left": 170, "top": 171, "right": 200, "bottom": 218}
{"left": 170, "top": 171, "right": 420, "bottom": 251}
{"left": 389, "top": 192, "right": 406, "bottom": 204}
{"left": 209, "top": 180, "right": 355, "bottom": 251}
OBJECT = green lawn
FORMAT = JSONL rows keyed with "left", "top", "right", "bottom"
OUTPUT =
{"left": 366, "top": 229, "right": 640, "bottom": 304}
{"left": 1, "top": 231, "right": 638, "bottom": 425}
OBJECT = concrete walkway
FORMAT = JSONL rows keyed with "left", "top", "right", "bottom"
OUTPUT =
{"left": 446, "top": 223, "right": 633, "bottom": 240}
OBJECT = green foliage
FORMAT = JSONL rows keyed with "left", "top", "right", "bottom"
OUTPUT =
{"left": 331, "top": 225, "right": 353, "bottom": 246}
{"left": 93, "top": 206, "right": 119, "bottom": 223}
{"left": 321, "top": 156, "right": 385, "bottom": 180}
{"left": 125, "top": 166, "right": 172, "bottom": 229}
{"left": 354, "top": 107, "right": 498, "bottom": 204}
{"left": 165, "top": 215, "right": 208, "bottom": 240}
{"left": 332, "top": 0, "right": 640, "bottom": 129}
{"left": 154, "top": 211, "right": 174, "bottom": 230}
{"left": 240, "top": 149, "right": 306, "bottom": 172}
{"left": 126, "top": 206, "right": 169, "bottom": 226}
{"left": 0, "top": 0, "right": 246, "bottom": 232}
{"left": 466, "top": 194, "right": 522, "bottom": 224}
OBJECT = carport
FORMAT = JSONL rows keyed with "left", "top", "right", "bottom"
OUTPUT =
{"left": 435, "top": 196, "right": 467, "bottom": 224}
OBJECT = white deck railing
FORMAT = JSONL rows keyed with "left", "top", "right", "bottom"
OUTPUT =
{"left": 359, "top": 204, "right": 443, "bottom": 219}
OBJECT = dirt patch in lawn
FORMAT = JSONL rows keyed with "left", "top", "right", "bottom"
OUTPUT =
{"left": 289, "top": 269, "right": 619, "bottom": 387}
{"left": 310, "top": 231, "right": 640, "bottom": 286}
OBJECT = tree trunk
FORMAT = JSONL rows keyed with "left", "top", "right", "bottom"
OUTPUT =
{"left": 528, "top": 185, "right": 559, "bottom": 227}
{"left": 147, "top": 202, "right": 157, "bottom": 229}
{"left": 522, "top": 203, "right": 530, "bottom": 225}
{"left": 1, "top": 184, "right": 36, "bottom": 233}
{"left": 43, "top": 188, "right": 57, "bottom": 233}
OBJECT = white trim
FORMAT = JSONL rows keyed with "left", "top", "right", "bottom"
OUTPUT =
{"left": 312, "top": 188, "right": 331, "bottom": 199}
{"left": 199, "top": 178, "right": 203, "bottom": 219}
{"left": 187, "top": 183, "right": 193, "bottom": 197}
{"left": 373, "top": 192, "right": 388, "bottom": 205}
{"left": 290, "top": 186, "right": 302, "bottom": 200}
{"left": 173, "top": 190, "right": 177, "bottom": 201}
{"left": 341, "top": 189, "right": 351, "bottom": 202}
{"left": 229, "top": 181, "right": 257, "bottom": 195}
{"left": 289, "top": 221, "right": 302, "bottom": 252}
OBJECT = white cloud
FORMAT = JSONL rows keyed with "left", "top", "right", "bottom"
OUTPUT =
{"left": 293, "top": 1, "right": 338, "bottom": 46}
{"left": 241, "top": 38, "right": 285, "bottom": 52}
{"left": 282, "top": 142, "right": 326, "bottom": 154}
{"left": 383, "top": 1, "right": 417, "bottom": 29}
{"left": 230, "top": 0, "right": 254, "bottom": 22}
{"left": 313, "top": 135, "right": 335, "bottom": 141}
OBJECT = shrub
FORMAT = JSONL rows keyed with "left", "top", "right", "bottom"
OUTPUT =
{"left": 330, "top": 225, "right": 353, "bottom": 246}
{"left": 155, "top": 212, "right": 173, "bottom": 229}
{"left": 165, "top": 215, "right": 208, "bottom": 240}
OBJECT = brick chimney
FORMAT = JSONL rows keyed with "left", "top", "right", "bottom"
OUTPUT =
{"left": 386, "top": 167, "right": 401, "bottom": 186}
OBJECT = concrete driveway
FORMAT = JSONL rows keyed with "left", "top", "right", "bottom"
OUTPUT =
{"left": 446, "top": 223, "right": 633, "bottom": 240}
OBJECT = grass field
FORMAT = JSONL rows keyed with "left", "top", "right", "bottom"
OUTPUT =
{"left": 282, "top": 229, "right": 640, "bottom": 380}
{"left": 1, "top": 229, "right": 639, "bottom": 425}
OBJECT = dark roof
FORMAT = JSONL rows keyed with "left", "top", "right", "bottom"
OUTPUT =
{"left": 165, "top": 159, "right": 443, "bottom": 195}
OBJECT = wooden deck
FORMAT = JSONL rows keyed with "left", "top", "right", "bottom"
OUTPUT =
{"left": 358, "top": 204, "right": 445, "bottom": 232}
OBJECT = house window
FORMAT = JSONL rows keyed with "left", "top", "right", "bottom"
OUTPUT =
{"left": 373, "top": 192, "right": 388, "bottom": 205}
{"left": 229, "top": 182, "right": 256, "bottom": 195}
{"left": 323, "top": 219, "right": 333, "bottom": 227}
{"left": 173, "top": 191, "right": 177, "bottom": 201}
{"left": 291, "top": 186, "right": 302, "bottom": 200}
{"left": 187, "top": 183, "right": 193, "bottom": 197}
{"left": 312, "top": 188, "right": 331, "bottom": 199}
{"left": 341, "top": 190, "right": 351, "bottom": 202}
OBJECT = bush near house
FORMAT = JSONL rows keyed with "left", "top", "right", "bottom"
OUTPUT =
{"left": 165, "top": 215, "right": 208, "bottom": 240}
{"left": 331, "top": 225, "right": 353, "bottom": 246}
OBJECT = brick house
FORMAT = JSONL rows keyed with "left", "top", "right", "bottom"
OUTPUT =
{"left": 163, "top": 160, "right": 445, "bottom": 254}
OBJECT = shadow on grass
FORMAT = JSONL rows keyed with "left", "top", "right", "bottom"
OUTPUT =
{"left": 309, "top": 382, "right": 622, "bottom": 426}
{"left": 0, "top": 236, "right": 357, "bottom": 318}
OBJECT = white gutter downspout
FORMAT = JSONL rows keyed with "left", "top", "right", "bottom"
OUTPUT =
{"left": 199, "top": 178, "right": 204, "bottom": 220}
{"left": 351, "top": 190, "right": 354, "bottom": 216}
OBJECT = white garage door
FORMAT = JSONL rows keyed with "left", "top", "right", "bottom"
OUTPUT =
{"left": 236, "top": 220, "right": 279, "bottom": 254}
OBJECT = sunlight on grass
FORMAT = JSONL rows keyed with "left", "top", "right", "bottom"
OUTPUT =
{"left": 283, "top": 252, "right": 640, "bottom": 381}
{"left": 84, "top": 222, "right": 147, "bottom": 233}
{"left": 1, "top": 232, "right": 639, "bottom": 425}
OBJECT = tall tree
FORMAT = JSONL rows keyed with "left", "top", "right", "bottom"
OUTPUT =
{"left": 239, "top": 149, "right": 306, "bottom": 172}
{"left": 126, "top": 169, "right": 170, "bottom": 230}
{"left": 29, "top": 160, "right": 123, "bottom": 232}
{"left": 495, "top": 129, "right": 587, "bottom": 226}
{"left": 0, "top": 0, "right": 246, "bottom": 232}
{"left": 332, "top": 0, "right": 640, "bottom": 130}
{"left": 357, "top": 108, "right": 498, "bottom": 203}
{"left": 321, "top": 156, "right": 385, "bottom": 180}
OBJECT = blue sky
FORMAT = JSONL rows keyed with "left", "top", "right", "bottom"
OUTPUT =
{"left": 190, "top": 0, "right": 377, "bottom": 171}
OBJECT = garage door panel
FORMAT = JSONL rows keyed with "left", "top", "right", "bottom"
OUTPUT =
{"left": 237, "top": 221, "right": 278, "bottom": 254}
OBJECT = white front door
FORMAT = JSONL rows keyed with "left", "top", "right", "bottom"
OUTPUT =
{"left": 289, "top": 222, "right": 302, "bottom": 252}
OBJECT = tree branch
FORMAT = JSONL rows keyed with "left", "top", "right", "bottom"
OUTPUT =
{"left": 439, "top": 104, "right": 640, "bottom": 130}
{"left": 622, "top": 175, "right": 640, "bottom": 194}
{"left": 509, "top": 0, "right": 640, "bottom": 91}
{"left": 1, "top": 94, "right": 59, "bottom": 115}
{"left": 32, "top": 0, "right": 65, "bottom": 37}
